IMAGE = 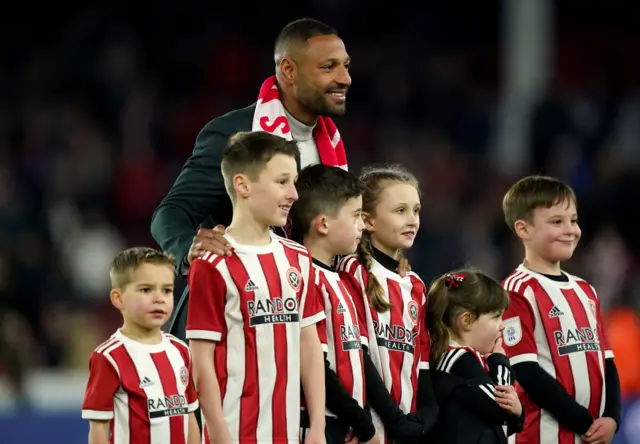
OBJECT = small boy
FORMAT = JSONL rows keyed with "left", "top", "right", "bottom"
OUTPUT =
{"left": 290, "top": 164, "right": 424, "bottom": 444}
{"left": 81, "top": 247, "right": 200, "bottom": 444}
{"left": 185, "top": 131, "right": 326, "bottom": 444}
{"left": 501, "top": 175, "right": 621, "bottom": 444}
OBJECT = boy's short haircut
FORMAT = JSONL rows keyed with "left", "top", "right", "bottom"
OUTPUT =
{"left": 502, "top": 175, "right": 577, "bottom": 233}
{"left": 290, "top": 164, "right": 363, "bottom": 237}
{"left": 110, "top": 247, "right": 176, "bottom": 289}
{"left": 221, "top": 131, "right": 301, "bottom": 200}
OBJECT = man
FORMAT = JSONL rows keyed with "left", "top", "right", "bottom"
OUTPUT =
{"left": 151, "top": 18, "right": 352, "bottom": 341}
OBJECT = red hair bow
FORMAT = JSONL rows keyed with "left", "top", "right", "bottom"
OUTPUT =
{"left": 444, "top": 273, "right": 466, "bottom": 289}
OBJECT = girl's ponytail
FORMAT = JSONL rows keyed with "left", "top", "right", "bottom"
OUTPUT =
{"left": 425, "top": 278, "right": 451, "bottom": 365}
{"left": 357, "top": 231, "right": 391, "bottom": 312}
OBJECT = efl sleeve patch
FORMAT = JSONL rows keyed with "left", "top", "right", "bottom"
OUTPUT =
{"left": 503, "top": 317, "right": 523, "bottom": 347}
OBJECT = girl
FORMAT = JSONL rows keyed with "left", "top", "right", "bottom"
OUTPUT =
{"left": 338, "top": 164, "right": 438, "bottom": 443}
{"left": 426, "top": 269, "right": 524, "bottom": 444}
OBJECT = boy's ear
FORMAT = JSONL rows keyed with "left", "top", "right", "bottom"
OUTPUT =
{"left": 514, "top": 219, "right": 531, "bottom": 240}
{"left": 313, "top": 214, "right": 330, "bottom": 236}
{"left": 233, "top": 174, "right": 251, "bottom": 199}
{"left": 362, "top": 211, "right": 375, "bottom": 231}
{"left": 110, "top": 289, "right": 124, "bottom": 311}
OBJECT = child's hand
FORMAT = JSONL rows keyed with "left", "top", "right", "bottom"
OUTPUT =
{"left": 344, "top": 429, "right": 359, "bottom": 444}
{"left": 487, "top": 337, "right": 505, "bottom": 356}
{"left": 581, "top": 417, "right": 617, "bottom": 444}
{"left": 495, "top": 385, "right": 522, "bottom": 417}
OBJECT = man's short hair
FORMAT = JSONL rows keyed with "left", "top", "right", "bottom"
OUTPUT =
{"left": 221, "top": 131, "right": 300, "bottom": 200}
{"left": 290, "top": 164, "right": 363, "bottom": 238}
{"left": 274, "top": 18, "right": 338, "bottom": 63}
{"left": 110, "top": 247, "right": 175, "bottom": 289}
{"left": 502, "top": 175, "right": 577, "bottom": 233}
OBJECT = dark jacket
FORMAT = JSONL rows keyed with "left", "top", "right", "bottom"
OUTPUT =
{"left": 151, "top": 104, "right": 258, "bottom": 339}
{"left": 428, "top": 348, "right": 524, "bottom": 444}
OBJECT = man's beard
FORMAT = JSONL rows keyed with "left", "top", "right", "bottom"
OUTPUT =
{"left": 300, "top": 87, "right": 346, "bottom": 118}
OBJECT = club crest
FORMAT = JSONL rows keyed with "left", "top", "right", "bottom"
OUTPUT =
{"left": 286, "top": 267, "right": 301, "bottom": 291}
{"left": 588, "top": 300, "right": 597, "bottom": 317}
{"left": 180, "top": 366, "right": 188, "bottom": 386}
{"left": 407, "top": 300, "right": 419, "bottom": 326}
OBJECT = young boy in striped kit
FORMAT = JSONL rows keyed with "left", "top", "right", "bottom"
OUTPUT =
{"left": 81, "top": 247, "right": 200, "bottom": 444}
{"left": 185, "top": 132, "right": 326, "bottom": 444}
{"left": 501, "top": 175, "right": 621, "bottom": 444}
{"left": 291, "top": 164, "right": 424, "bottom": 444}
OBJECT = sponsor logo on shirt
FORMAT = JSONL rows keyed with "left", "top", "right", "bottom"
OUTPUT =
{"left": 340, "top": 324, "right": 362, "bottom": 351}
{"left": 147, "top": 395, "right": 188, "bottom": 419}
{"left": 247, "top": 297, "right": 299, "bottom": 326}
{"left": 139, "top": 376, "right": 155, "bottom": 388}
{"left": 553, "top": 327, "right": 601, "bottom": 355}
{"left": 548, "top": 306, "right": 564, "bottom": 318}
{"left": 372, "top": 320, "right": 418, "bottom": 354}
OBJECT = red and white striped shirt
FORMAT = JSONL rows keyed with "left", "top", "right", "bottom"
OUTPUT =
{"left": 81, "top": 330, "right": 199, "bottom": 444}
{"left": 186, "top": 233, "right": 324, "bottom": 444}
{"left": 313, "top": 260, "right": 368, "bottom": 416}
{"left": 337, "top": 253, "right": 429, "bottom": 442}
{"left": 502, "top": 265, "right": 613, "bottom": 444}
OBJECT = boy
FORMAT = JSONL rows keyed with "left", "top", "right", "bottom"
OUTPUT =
{"left": 290, "top": 164, "right": 425, "bottom": 444}
{"left": 501, "top": 175, "right": 621, "bottom": 444}
{"left": 81, "top": 247, "right": 200, "bottom": 444}
{"left": 185, "top": 131, "right": 326, "bottom": 444}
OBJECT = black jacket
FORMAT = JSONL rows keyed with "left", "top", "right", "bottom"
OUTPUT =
{"left": 428, "top": 348, "right": 524, "bottom": 444}
{"left": 150, "top": 104, "right": 260, "bottom": 339}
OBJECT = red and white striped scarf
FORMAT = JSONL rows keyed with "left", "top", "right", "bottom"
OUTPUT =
{"left": 252, "top": 76, "right": 348, "bottom": 170}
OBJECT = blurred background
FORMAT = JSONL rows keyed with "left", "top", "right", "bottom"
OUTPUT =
{"left": 2, "top": 1, "right": 640, "bottom": 442}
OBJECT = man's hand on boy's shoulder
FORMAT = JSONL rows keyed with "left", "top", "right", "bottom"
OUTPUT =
{"left": 188, "top": 225, "right": 233, "bottom": 264}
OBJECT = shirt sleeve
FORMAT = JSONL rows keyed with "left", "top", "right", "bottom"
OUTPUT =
{"left": 81, "top": 352, "right": 120, "bottom": 420}
{"left": 324, "top": 352, "right": 376, "bottom": 441}
{"left": 603, "top": 358, "right": 621, "bottom": 427}
{"left": 185, "top": 257, "right": 227, "bottom": 341}
{"left": 513, "top": 361, "right": 594, "bottom": 434}
{"left": 186, "top": 350, "right": 200, "bottom": 412}
{"left": 502, "top": 290, "right": 538, "bottom": 365}
{"left": 418, "top": 299, "right": 430, "bottom": 370}
{"left": 338, "top": 262, "right": 369, "bottom": 348}
{"left": 315, "top": 282, "right": 329, "bottom": 352}
{"left": 593, "top": 288, "right": 614, "bottom": 359}
{"left": 439, "top": 349, "right": 508, "bottom": 427}
{"left": 300, "top": 262, "right": 325, "bottom": 328}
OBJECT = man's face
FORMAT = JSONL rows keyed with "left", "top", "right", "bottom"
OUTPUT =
{"left": 294, "top": 35, "right": 351, "bottom": 117}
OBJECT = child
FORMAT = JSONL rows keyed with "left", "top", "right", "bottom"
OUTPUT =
{"left": 337, "top": 164, "right": 438, "bottom": 443}
{"left": 81, "top": 247, "right": 200, "bottom": 444}
{"left": 185, "top": 131, "right": 326, "bottom": 444}
{"left": 426, "top": 269, "right": 524, "bottom": 444}
{"left": 290, "top": 164, "right": 424, "bottom": 444}
{"left": 501, "top": 175, "right": 621, "bottom": 444}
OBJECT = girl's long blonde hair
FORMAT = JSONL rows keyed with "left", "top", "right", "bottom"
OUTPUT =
{"left": 356, "top": 164, "right": 420, "bottom": 313}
